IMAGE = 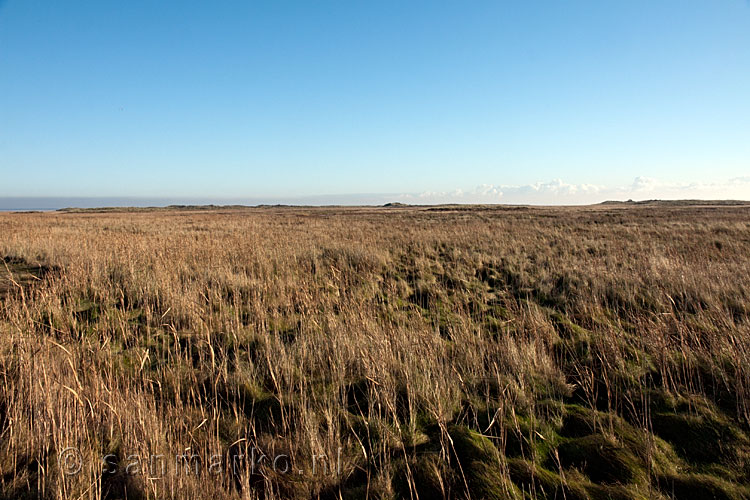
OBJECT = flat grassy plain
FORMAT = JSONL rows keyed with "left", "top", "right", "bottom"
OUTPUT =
{"left": 1, "top": 203, "right": 749, "bottom": 500}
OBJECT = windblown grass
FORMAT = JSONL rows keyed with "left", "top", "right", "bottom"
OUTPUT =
{"left": 0, "top": 203, "right": 749, "bottom": 499}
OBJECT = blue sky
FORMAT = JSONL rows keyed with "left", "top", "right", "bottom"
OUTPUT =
{"left": 1, "top": 1, "right": 749, "bottom": 204}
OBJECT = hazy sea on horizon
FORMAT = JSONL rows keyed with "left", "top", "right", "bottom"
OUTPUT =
{"left": 0, "top": 194, "right": 404, "bottom": 211}
{"left": 0, "top": 197, "right": 175, "bottom": 211}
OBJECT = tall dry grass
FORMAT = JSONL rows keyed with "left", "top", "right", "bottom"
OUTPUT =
{"left": 0, "top": 204, "right": 749, "bottom": 499}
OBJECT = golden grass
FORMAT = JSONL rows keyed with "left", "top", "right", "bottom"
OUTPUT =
{"left": 0, "top": 204, "right": 749, "bottom": 499}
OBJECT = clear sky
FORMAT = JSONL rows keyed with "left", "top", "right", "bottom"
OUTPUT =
{"left": 1, "top": 1, "right": 749, "bottom": 204}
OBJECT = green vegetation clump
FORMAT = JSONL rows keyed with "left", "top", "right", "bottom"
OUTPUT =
{"left": 449, "top": 425, "right": 522, "bottom": 500}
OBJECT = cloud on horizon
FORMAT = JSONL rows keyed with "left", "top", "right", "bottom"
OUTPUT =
{"left": 391, "top": 176, "right": 750, "bottom": 205}
{"left": 2, "top": 177, "right": 749, "bottom": 210}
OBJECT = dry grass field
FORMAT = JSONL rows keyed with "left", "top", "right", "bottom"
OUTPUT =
{"left": 1, "top": 203, "right": 749, "bottom": 500}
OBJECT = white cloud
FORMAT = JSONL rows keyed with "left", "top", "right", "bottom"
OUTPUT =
{"left": 386, "top": 176, "right": 750, "bottom": 205}
{"left": 621, "top": 176, "right": 750, "bottom": 201}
